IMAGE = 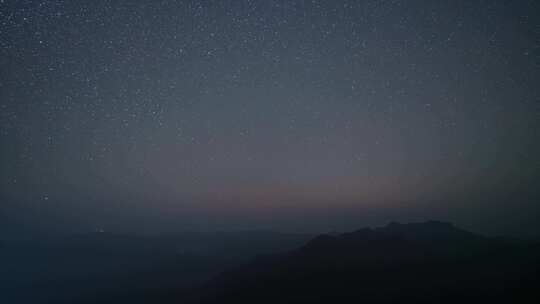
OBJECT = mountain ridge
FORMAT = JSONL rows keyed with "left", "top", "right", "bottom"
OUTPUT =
{"left": 193, "top": 221, "right": 540, "bottom": 304}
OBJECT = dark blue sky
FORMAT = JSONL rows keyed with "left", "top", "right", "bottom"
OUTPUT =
{"left": 1, "top": 0, "right": 539, "bottom": 238}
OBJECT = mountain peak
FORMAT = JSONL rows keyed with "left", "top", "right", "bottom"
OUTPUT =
{"left": 371, "top": 220, "right": 477, "bottom": 243}
{"left": 306, "top": 221, "right": 477, "bottom": 250}
{"left": 377, "top": 220, "right": 457, "bottom": 230}
{"left": 384, "top": 220, "right": 454, "bottom": 229}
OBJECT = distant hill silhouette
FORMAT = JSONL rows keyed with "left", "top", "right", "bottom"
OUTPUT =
{"left": 0, "top": 231, "right": 311, "bottom": 304}
{"left": 193, "top": 221, "right": 540, "bottom": 304}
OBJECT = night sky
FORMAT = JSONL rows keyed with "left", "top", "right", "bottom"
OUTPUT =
{"left": 1, "top": 0, "right": 539, "bottom": 238}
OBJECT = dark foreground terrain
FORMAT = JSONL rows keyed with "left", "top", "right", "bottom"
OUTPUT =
{"left": 2, "top": 221, "right": 539, "bottom": 303}
{"left": 0, "top": 231, "right": 311, "bottom": 303}
{"left": 192, "top": 221, "right": 540, "bottom": 304}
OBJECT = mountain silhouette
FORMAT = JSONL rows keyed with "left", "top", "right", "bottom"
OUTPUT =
{"left": 193, "top": 221, "right": 540, "bottom": 304}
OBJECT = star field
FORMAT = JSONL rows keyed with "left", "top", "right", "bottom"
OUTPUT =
{"left": 1, "top": 0, "right": 540, "bottom": 236}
